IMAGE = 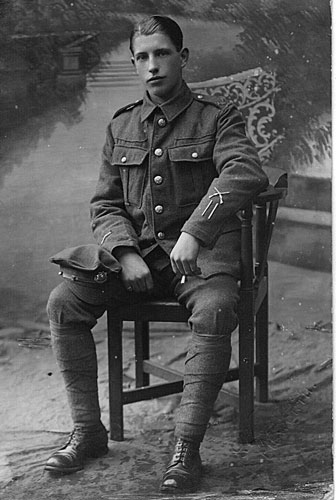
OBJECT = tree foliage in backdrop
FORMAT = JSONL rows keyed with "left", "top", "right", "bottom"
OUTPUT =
{"left": 186, "top": 0, "right": 331, "bottom": 167}
{"left": 226, "top": 0, "right": 331, "bottom": 167}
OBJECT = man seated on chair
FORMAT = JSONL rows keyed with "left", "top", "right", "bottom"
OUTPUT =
{"left": 45, "top": 15, "right": 268, "bottom": 493}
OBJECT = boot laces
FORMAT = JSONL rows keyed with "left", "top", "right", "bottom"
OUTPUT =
{"left": 65, "top": 429, "right": 81, "bottom": 447}
{"left": 173, "top": 440, "right": 191, "bottom": 464}
{"left": 61, "top": 428, "right": 86, "bottom": 458}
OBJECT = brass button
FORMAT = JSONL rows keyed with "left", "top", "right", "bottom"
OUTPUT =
{"left": 155, "top": 205, "right": 164, "bottom": 214}
{"left": 191, "top": 152, "right": 198, "bottom": 158}
{"left": 197, "top": 94, "right": 204, "bottom": 99}
{"left": 154, "top": 175, "right": 163, "bottom": 185}
{"left": 157, "top": 231, "right": 165, "bottom": 239}
{"left": 158, "top": 118, "right": 166, "bottom": 127}
{"left": 121, "top": 156, "right": 127, "bottom": 163}
{"left": 154, "top": 148, "right": 163, "bottom": 157}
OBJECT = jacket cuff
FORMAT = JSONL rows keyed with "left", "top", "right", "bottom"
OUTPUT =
{"left": 111, "top": 242, "right": 141, "bottom": 259}
{"left": 181, "top": 223, "right": 218, "bottom": 250}
{"left": 99, "top": 232, "right": 140, "bottom": 256}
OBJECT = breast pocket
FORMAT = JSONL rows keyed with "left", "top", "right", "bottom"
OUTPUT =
{"left": 112, "top": 145, "right": 148, "bottom": 208}
{"left": 168, "top": 140, "right": 216, "bottom": 206}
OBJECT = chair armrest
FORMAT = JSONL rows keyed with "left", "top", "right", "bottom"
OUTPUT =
{"left": 263, "top": 166, "right": 288, "bottom": 189}
{"left": 254, "top": 167, "right": 288, "bottom": 204}
{"left": 254, "top": 186, "right": 286, "bottom": 204}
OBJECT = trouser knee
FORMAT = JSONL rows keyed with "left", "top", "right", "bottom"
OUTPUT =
{"left": 46, "top": 282, "right": 103, "bottom": 329}
{"left": 190, "top": 295, "right": 238, "bottom": 337}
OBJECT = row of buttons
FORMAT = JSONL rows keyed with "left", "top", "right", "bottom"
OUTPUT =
{"left": 153, "top": 143, "right": 164, "bottom": 234}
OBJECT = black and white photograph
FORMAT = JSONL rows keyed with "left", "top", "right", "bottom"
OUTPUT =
{"left": 0, "top": 1, "right": 332, "bottom": 499}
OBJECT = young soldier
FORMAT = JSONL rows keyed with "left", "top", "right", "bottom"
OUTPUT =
{"left": 45, "top": 15, "right": 268, "bottom": 493}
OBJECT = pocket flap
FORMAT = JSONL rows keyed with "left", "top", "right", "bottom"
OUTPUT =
{"left": 112, "top": 145, "right": 148, "bottom": 166}
{"left": 168, "top": 141, "right": 213, "bottom": 163}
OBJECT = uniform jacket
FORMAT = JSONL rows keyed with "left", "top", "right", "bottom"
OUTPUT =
{"left": 90, "top": 81, "right": 269, "bottom": 279}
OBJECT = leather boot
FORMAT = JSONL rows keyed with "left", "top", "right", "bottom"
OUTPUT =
{"left": 160, "top": 438, "right": 202, "bottom": 493}
{"left": 45, "top": 423, "right": 108, "bottom": 474}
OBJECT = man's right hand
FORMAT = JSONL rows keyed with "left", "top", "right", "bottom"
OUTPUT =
{"left": 113, "top": 247, "right": 153, "bottom": 293}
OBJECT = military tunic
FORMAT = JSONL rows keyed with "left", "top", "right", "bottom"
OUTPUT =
{"left": 90, "top": 81, "right": 268, "bottom": 278}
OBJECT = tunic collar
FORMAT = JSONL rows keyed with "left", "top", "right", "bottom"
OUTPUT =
{"left": 140, "top": 81, "right": 193, "bottom": 123}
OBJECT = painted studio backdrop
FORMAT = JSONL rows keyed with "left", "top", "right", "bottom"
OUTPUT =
{"left": 0, "top": 1, "right": 332, "bottom": 498}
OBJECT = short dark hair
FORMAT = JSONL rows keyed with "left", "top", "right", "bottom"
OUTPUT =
{"left": 129, "top": 15, "right": 183, "bottom": 54}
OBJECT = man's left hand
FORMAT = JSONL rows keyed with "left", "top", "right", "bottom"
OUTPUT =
{"left": 170, "top": 232, "right": 202, "bottom": 277}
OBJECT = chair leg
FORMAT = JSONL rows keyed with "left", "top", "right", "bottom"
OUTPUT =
{"left": 107, "top": 309, "right": 124, "bottom": 441}
{"left": 239, "top": 204, "right": 255, "bottom": 444}
{"left": 254, "top": 201, "right": 269, "bottom": 403}
{"left": 256, "top": 281, "right": 269, "bottom": 403}
{"left": 135, "top": 320, "right": 149, "bottom": 387}
{"left": 238, "top": 291, "right": 255, "bottom": 444}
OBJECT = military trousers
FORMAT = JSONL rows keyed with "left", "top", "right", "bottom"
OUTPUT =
{"left": 47, "top": 251, "right": 239, "bottom": 443}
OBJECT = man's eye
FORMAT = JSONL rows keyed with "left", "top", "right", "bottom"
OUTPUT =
{"left": 158, "top": 50, "right": 168, "bottom": 57}
{"left": 136, "top": 54, "right": 147, "bottom": 61}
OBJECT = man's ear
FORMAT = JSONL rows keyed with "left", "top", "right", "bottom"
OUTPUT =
{"left": 131, "top": 56, "right": 139, "bottom": 74}
{"left": 180, "top": 48, "right": 189, "bottom": 68}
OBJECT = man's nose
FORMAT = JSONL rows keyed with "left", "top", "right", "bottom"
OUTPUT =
{"left": 148, "top": 55, "right": 159, "bottom": 73}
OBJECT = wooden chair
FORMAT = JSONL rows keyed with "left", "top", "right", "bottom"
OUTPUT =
{"left": 107, "top": 69, "right": 287, "bottom": 444}
{"left": 107, "top": 167, "right": 287, "bottom": 444}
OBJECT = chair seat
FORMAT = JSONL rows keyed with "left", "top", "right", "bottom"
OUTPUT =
{"left": 114, "top": 298, "right": 191, "bottom": 322}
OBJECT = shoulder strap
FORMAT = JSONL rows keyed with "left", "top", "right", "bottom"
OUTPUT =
{"left": 192, "top": 92, "right": 231, "bottom": 109}
{"left": 113, "top": 99, "right": 143, "bottom": 119}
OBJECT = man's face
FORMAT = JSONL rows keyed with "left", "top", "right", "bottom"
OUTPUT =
{"left": 132, "top": 33, "right": 188, "bottom": 104}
